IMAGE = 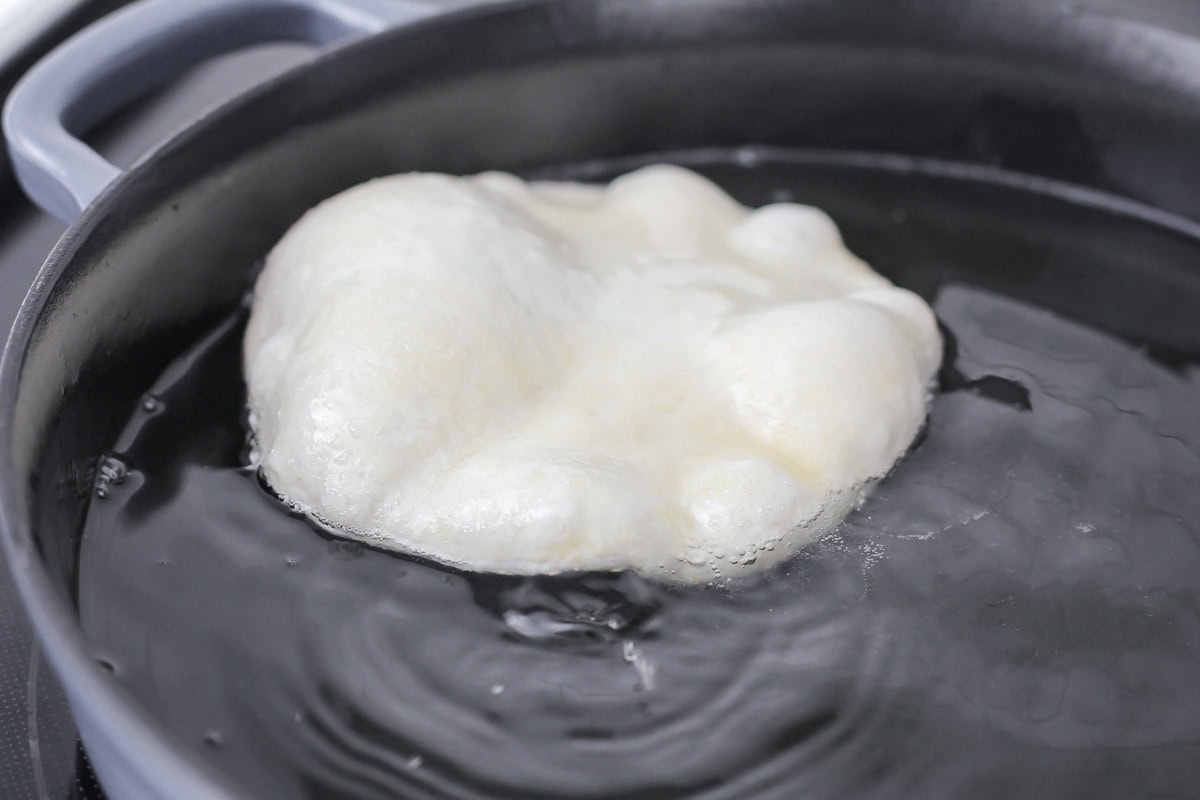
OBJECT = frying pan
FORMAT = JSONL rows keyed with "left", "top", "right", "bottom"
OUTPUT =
{"left": 3, "top": 0, "right": 1200, "bottom": 797}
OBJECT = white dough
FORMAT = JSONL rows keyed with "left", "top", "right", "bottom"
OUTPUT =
{"left": 244, "top": 165, "right": 941, "bottom": 583}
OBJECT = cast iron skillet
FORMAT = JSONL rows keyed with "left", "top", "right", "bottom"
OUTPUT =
{"left": 4, "top": 0, "right": 1200, "bottom": 797}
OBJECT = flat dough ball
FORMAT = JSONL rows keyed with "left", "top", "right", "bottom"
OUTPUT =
{"left": 244, "top": 165, "right": 941, "bottom": 583}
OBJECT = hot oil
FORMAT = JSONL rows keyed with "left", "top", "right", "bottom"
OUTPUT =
{"left": 78, "top": 153, "right": 1200, "bottom": 799}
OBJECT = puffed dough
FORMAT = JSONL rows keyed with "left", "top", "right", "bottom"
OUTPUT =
{"left": 244, "top": 166, "right": 941, "bottom": 582}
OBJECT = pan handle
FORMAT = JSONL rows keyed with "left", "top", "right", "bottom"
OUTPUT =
{"left": 2, "top": 0, "right": 445, "bottom": 224}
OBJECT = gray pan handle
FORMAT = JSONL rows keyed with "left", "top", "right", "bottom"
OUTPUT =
{"left": 2, "top": 0, "right": 446, "bottom": 224}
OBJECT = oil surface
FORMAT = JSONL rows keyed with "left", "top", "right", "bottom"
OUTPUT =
{"left": 78, "top": 156, "right": 1200, "bottom": 799}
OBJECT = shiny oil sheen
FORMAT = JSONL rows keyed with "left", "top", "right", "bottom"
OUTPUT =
{"left": 77, "top": 154, "right": 1200, "bottom": 799}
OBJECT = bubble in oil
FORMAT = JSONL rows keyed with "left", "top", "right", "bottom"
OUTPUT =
{"left": 94, "top": 455, "right": 129, "bottom": 499}
{"left": 623, "top": 640, "right": 657, "bottom": 690}
{"left": 473, "top": 573, "right": 662, "bottom": 647}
